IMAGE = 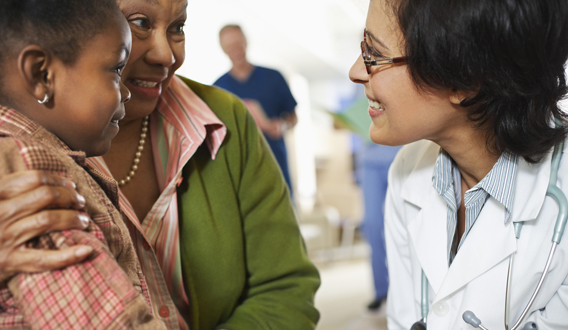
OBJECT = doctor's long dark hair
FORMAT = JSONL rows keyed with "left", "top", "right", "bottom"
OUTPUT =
{"left": 390, "top": 0, "right": 568, "bottom": 163}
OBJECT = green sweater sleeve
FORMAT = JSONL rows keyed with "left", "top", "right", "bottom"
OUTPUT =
{"left": 177, "top": 77, "right": 320, "bottom": 330}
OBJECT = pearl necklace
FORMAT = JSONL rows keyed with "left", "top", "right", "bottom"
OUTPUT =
{"left": 118, "top": 116, "right": 149, "bottom": 186}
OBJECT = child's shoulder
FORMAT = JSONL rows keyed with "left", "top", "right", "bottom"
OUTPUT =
{"left": 0, "top": 135, "right": 71, "bottom": 175}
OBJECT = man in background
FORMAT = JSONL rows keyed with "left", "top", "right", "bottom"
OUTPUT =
{"left": 214, "top": 24, "right": 297, "bottom": 195}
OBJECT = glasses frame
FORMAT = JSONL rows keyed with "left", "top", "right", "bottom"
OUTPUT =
{"left": 361, "top": 32, "right": 407, "bottom": 74}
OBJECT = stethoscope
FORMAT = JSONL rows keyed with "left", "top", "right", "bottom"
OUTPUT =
{"left": 411, "top": 138, "right": 568, "bottom": 330}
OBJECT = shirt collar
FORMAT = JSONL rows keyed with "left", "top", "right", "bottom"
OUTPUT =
{"left": 0, "top": 106, "right": 87, "bottom": 165}
{"left": 156, "top": 76, "right": 226, "bottom": 160}
{"left": 432, "top": 149, "right": 459, "bottom": 211}
{"left": 432, "top": 148, "right": 519, "bottom": 223}
{"left": 476, "top": 151, "right": 518, "bottom": 223}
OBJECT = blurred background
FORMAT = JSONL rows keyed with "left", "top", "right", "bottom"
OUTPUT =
{"left": 179, "top": 2, "right": 568, "bottom": 329}
{"left": 179, "top": 1, "right": 386, "bottom": 329}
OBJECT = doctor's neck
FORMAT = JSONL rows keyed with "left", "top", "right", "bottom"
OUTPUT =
{"left": 435, "top": 129, "right": 500, "bottom": 190}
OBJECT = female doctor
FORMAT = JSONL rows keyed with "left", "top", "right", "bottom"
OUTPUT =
{"left": 349, "top": 0, "right": 568, "bottom": 329}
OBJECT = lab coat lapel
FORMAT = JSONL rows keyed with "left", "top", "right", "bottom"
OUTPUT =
{"left": 510, "top": 150, "right": 551, "bottom": 223}
{"left": 402, "top": 142, "right": 448, "bottom": 293}
{"left": 433, "top": 197, "right": 517, "bottom": 303}
{"left": 407, "top": 187, "right": 449, "bottom": 294}
{"left": 401, "top": 141, "right": 440, "bottom": 208}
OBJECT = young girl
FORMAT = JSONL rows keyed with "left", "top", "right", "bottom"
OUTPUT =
{"left": 0, "top": 0, "right": 164, "bottom": 328}
{"left": 350, "top": 0, "right": 568, "bottom": 329}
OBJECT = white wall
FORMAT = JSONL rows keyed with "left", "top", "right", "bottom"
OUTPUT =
{"left": 178, "top": 0, "right": 368, "bottom": 87}
{"left": 178, "top": 0, "right": 370, "bottom": 212}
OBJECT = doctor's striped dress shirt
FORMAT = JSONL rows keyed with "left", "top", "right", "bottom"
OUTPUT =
{"left": 432, "top": 149, "right": 519, "bottom": 265}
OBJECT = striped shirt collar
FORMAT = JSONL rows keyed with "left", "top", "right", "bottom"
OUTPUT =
{"left": 473, "top": 151, "right": 519, "bottom": 223}
{"left": 433, "top": 149, "right": 519, "bottom": 225}
{"left": 156, "top": 76, "right": 226, "bottom": 160}
{"left": 433, "top": 149, "right": 518, "bottom": 263}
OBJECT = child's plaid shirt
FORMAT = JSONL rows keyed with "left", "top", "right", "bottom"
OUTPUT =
{"left": 0, "top": 106, "right": 166, "bottom": 330}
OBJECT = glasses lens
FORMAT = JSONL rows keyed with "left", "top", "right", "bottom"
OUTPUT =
{"left": 360, "top": 42, "right": 371, "bottom": 74}
{"left": 410, "top": 320, "right": 427, "bottom": 330}
{"left": 360, "top": 41, "right": 367, "bottom": 60}
{"left": 363, "top": 31, "right": 373, "bottom": 59}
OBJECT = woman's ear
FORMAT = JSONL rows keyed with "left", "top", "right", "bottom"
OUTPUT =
{"left": 17, "top": 45, "right": 54, "bottom": 104}
{"left": 449, "top": 89, "right": 476, "bottom": 106}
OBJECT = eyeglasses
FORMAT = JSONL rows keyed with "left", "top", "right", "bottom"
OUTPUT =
{"left": 361, "top": 31, "right": 407, "bottom": 74}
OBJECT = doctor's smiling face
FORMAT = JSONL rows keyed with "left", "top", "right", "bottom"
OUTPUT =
{"left": 349, "top": 0, "right": 468, "bottom": 147}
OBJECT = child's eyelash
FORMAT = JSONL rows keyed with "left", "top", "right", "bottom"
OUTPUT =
{"left": 114, "top": 64, "right": 126, "bottom": 77}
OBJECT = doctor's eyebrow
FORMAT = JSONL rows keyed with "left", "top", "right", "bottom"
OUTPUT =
{"left": 365, "top": 29, "right": 390, "bottom": 51}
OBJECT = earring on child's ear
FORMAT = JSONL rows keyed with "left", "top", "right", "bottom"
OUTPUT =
{"left": 38, "top": 93, "right": 49, "bottom": 105}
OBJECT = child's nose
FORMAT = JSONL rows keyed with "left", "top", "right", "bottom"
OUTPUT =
{"left": 120, "top": 82, "right": 131, "bottom": 103}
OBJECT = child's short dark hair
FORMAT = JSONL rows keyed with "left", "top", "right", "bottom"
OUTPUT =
{"left": 0, "top": 0, "right": 120, "bottom": 65}
{"left": 391, "top": 0, "right": 568, "bottom": 162}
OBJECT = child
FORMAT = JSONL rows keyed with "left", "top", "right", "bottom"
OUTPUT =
{"left": 0, "top": 0, "right": 165, "bottom": 329}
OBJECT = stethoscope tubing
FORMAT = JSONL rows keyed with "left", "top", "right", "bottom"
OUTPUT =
{"left": 508, "top": 138, "right": 566, "bottom": 329}
{"left": 421, "top": 270, "right": 429, "bottom": 322}
{"left": 504, "top": 254, "right": 514, "bottom": 330}
{"left": 548, "top": 183, "right": 568, "bottom": 244}
{"left": 507, "top": 243, "right": 557, "bottom": 330}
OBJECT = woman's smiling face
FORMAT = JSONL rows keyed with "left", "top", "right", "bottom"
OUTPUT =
{"left": 117, "top": 0, "right": 187, "bottom": 122}
{"left": 349, "top": 0, "right": 467, "bottom": 147}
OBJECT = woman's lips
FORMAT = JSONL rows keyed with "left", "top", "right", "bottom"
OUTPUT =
{"left": 125, "top": 78, "right": 164, "bottom": 99}
{"left": 131, "top": 79, "right": 158, "bottom": 88}
{"left": 368, "top": 98, "right": 385, "bottom": 118}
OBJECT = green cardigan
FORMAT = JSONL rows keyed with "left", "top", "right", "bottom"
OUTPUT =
{"left": 176, "top": 77, "right": 320, "bottom": 330}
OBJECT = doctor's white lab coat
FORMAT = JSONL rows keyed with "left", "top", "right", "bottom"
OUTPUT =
{"left": 385, "top": 140, "right": 568, "bottom": 330}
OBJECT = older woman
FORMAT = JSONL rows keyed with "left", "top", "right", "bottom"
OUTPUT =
{"left": 0, "top": 0, "right": 320, "bottom": 329}
{"left": 349, "top": 0, "right": 568, "bottom": 329}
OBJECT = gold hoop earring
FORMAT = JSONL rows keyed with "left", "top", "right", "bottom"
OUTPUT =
{"left": 38, "top": 94, "right": 49, "bottom": 105}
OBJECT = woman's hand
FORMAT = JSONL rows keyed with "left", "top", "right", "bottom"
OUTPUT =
{"left": 0, "top": 171, "right": 92, "bottom": 283}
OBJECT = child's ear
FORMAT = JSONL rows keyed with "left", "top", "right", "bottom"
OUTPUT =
{"left": 17, "top": 45, "right": 54, "bottom": 104}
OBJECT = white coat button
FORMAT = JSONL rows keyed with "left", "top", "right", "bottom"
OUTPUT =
{"left": 432, "top": 301, "right": 450, "bottom": 316}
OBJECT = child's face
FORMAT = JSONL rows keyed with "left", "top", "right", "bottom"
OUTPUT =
{"left": 48, "top": 11, "right": 132, "bottom": 157}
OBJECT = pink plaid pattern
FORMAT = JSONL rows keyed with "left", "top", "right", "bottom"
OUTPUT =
{"left": 0, "top": 287, "right": 28, "bottom": 328}
{"left": 16, "top": 231, "right": 132, "bottom": 329}
{"left": 0, "top": 106, "right": 163, "bottom": 329}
